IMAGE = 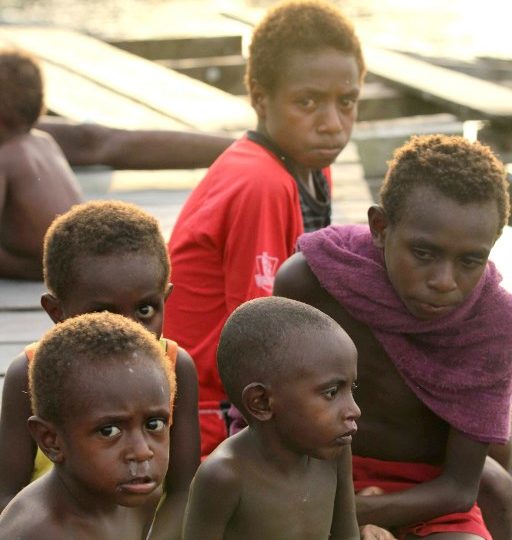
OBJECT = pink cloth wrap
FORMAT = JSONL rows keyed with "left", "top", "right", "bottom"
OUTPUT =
{"left": 298, "top": 224, "right": 512, "bottom": 444}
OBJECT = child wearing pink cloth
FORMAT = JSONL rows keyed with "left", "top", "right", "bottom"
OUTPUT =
{"left": 275, "top": 134, "right": 512, "bottom": 539}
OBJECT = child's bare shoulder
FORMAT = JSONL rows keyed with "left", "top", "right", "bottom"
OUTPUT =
{"left": 196, "top": 434, "right": 245, "bottom": 488}
{"left": 0, "top": 481, "right": 60, "bottom": 539}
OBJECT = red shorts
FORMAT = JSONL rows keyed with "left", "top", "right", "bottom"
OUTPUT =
{"left": 199, "top": 400, "right": 228, "bottom": 460}
{"left": 353, "top": 455, "right": 491, "bottom": 539}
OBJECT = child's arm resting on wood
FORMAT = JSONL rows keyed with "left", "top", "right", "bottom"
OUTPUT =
{"left": 356, "top": 428, "right": 488, "bottom": 528}
{"left": 182, "top": 455, "right": 241, "bottom": 540}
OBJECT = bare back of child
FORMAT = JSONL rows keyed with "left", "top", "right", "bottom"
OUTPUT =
{"left": 183, "top": 297, "right": 363, "bottom": 540}
{"left": 275, "top": 135, "right": 512, "bottom": 539}
{"left": 0, "top": 49, "right": 82, "bottom": 279}
{"left": 0, "top": 312, "right": 174, "bottom": 539}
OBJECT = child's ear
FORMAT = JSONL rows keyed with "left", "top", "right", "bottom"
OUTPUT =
{"left": 164, "top": 282, "right": 173, "bottom": 301}
{"left": 368, "top": 205, "right": 389, "bottom": 248}
{"left": 40, "top": 293, "right": 64, "bottom": 324}
{"left": 241, "top": 383, "right": 273, "bottom": 422}
{"left": 249, "top": 80, "right": 267, "bottom": 118}
{"left": 27, "top": 416, "right": 65, "bottom": 464}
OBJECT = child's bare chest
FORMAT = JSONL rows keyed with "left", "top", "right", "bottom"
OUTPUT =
{"left": 227, "top": 461, "right": 337, "bottom": 540}
{"left": 323, "top": 300, "right": 449, "bottom": 463}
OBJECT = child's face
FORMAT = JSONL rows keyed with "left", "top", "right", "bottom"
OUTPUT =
{"left": 376, "top": 185, "right": 500, "bottom": 320}
{"left": 252, "top": 47, "right": 360, "bottom": 182}
{"left": 271, "top": 328, "right": 360, "bottom": 460}
{"left": 60, "top": 252, "right": 168, "bottom": 338}
{"left": 57, "top": 357, "right": 170, "bottom": 508}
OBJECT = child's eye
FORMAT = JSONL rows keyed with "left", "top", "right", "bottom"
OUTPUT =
{"left": 412, "top": 248, "right": 434, "bottom": 261}
{"left": 460, "top": 257, "right": 485, "bottom": 269}
{"left": 351, "top": 381, "right": 358, "bottom": 394}
{"left": 298, "top": 97, "right": 315, "bottom": 109}
{"left": 323, "top": 386, "right": 338, "bottom": 400}
{"left": 146, "top": 418, "right": 166, "bottom": 432}
{"left": 99, "top": 425, "right": 121, "bottom": 438}
{"left": 136, "top": 305, "right": 156, "bottom": 319}
{"left": 339, "top": 97, "right": 356, "bottom": 110}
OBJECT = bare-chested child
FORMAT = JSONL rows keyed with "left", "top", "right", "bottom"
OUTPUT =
{"left": 0, "top": 311, "right": 175, "bottom": 539}
{"left": 0, "top": 49, "right": 83, "bottom": 279}
{"left": 0, "top": 201, "right": 200, "bottom": 540}
{"left": 183, "top": 296, "right": 362, "bottom": 540}
{"left": 274, "top": 134, "right": 512, "bottom": 539}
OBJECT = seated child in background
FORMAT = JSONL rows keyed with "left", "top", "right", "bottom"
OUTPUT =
{"left": 274, "top": 134, "right": 512, "bottom": 539}
{"left": 164, "top": 0, "right": 366, "bottom": 459}
{"left": 0, "top": 201, "right": 199, "bottom": 540}
{"left": 0, "top": 48, "right": 83, "bottom": 280}
{"left": 183, "top": 296, "right": 365, "bottom": 540}
{"left": 0, "top": 312, "right": 174, "bottom": 539}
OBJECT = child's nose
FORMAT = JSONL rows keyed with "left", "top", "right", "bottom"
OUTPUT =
{"left": 125, "top": 431, "right": 154, "bottom": 462}
{"left": 318, "top": 102, "right": 343, "bottom": 133}
{"left": 347, "top": 396, "right": 361, "bottom": 421}
{"left": 427, "top": 261, "right": 458, "bottom": 293}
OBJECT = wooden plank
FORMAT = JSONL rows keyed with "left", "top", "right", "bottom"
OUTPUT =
{"left": 0, "top": 26, "right": 255, "bottom": 132}
{"left": 0, "top": 312, "right": 52, "bottom": 344}
{"left": 110, "top": 35, "right": 243, "bottom": 61}
{"left": 0, "top": 35, "right": 189, "bottom": 129}
{"left": 363, "top": 46, "right": 512, "bottom": 121}
{"left": 0, "top": 280, "right": 45, "bottom": 311}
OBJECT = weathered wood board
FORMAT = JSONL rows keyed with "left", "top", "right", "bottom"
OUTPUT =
{"left": 0, "top": 26, "right": 255, "bottom": 132}
{"left": 364, "top": 46, "right": 512, "bottom": 121}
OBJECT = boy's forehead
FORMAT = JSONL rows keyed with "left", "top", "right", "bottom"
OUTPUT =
{"left": 63, "top": 354, "right": 169, "bottom": 413}
{"left": 275, "top": 47, "right": 361, "bottom": 88}
{"left": 394, "top": 184, "right": 500, "bottom": 244}
{"left": 401, "top": 184, "right": 499, "bottom": 225}
{"left": 285, "top": 326, "right": 356, "bottom": 371}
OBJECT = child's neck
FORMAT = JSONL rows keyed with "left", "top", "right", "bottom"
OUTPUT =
{"left": 250, "top": 426, "right": 310, "bottom": 475}
{"left": 0, "top": 124, "right": 30, "bottom": 145}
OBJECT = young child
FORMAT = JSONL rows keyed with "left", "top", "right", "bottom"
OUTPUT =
{"left": 0, "top": 48, "right": 83, "bottom": 280}
{"left": 0, "top": 312, "right": 175, "bottom": 539}
{"left": 182, "top": 296, "right": 361, "bottom": 539}
{"left": 164, "top": 0, "right": 366, "bottom": 458}
{"left": 0, "top": 201, "right": 199, "bottom": 540}
{"left": 274, "top": 134, "right": 512, "bottom": 539}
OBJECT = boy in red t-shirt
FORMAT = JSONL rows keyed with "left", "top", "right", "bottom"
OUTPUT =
{"left": 164, "top": 0, "right": 366, "bottom": 458}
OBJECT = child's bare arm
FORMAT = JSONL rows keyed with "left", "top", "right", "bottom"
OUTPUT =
{"left": 149, "top": 349, "right": 200, "bottom": 540}
{"left": 330, "top": 446, "right": 360, "bottom": 540}
{"left": 0, "top": 354, "right": 37, "bottom": 511}
{"left": 356, "top": 428, "right": 488, "bottom": 528}
{"left": 182, "top": 456, "right": 241, "bottom": 540}
{"left": 36, "top": 119, "right": 233, "bottom": 170}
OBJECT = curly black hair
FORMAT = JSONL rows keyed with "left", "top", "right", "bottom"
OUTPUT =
{"left": 246, "top": 0, "right": 365, "bottom": 94}
{"left": 381, "top": 134, "right": 510, "bottom": 233}
{"left": 43, "top": 200, "right": 169, "bottom": 301}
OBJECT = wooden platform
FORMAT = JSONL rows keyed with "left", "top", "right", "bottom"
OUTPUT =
{"left": 364, "top": 46, "right": 512, "bottom": 122}
{"left": 0, "top": 26, "right": 254, "bottom": 132}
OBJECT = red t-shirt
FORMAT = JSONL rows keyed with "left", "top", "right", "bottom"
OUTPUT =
{"left": 164, "top": 135, "right": 330, "bottom": 403}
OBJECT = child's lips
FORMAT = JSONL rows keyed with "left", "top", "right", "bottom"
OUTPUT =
{"left": 416, "top": 301, "right": 456, "bottom": 318}
{"left": 118, "top": 476, "right": 157, "bottom": 495}
{"left": 335, "top": 427, "right": 357, "bottom": 445}
{"left": 313, "top": 146, "right": 343, "bottom": 160}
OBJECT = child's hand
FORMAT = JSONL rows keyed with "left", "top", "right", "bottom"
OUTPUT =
{"left": 360, "top": 524, "right": 397, "bottom": 540}
{"left": 357, "top": 486, "right": 384, "bottom": 496}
